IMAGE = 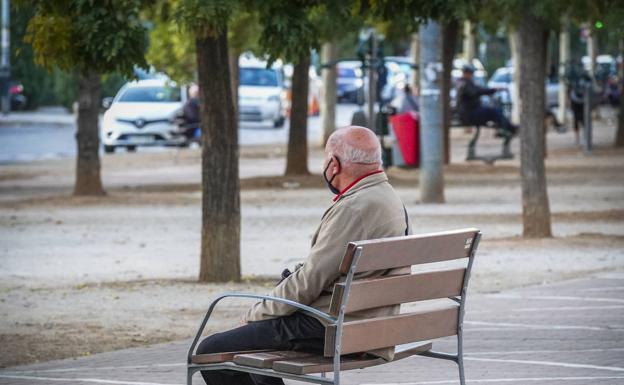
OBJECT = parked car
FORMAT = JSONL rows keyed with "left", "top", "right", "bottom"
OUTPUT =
{"left": 238, "top": 56, "right": 286, "bottom": 128}
{"left": 336, "top": 61, "right": 364, "bottom": 103}
{"left": 487, "top": 66, "right": 559, "bottom": 108}
{"left": 101, "top": 78, "right": 187, "bottom": 153}
{"left": 380, "top": 56, "right": 415, "bottom": 102}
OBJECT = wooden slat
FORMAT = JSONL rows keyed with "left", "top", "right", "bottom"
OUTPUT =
{"left": 272, "top": 342, "right": 432, "bottom": 374}
{"left": 191, "top": 350, "right": 273, "bottom": 364}
{"left": 329, "top": 269, "right": 465, "bottom": 315}
{"left": 339, "top": 228, "right": 478, "bottom": 274}
{"left": 272, "top": 354, "right": 383, "bottom": 375}
{"left": 233, "top": 351, "right": 317, "bottom": 368}
{"left": 324, "top": 306, "right": 458, "bottom": 356}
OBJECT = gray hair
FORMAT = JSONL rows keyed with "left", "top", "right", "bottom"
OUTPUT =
{"left": 327, "top": 131, "right": 382, "bottom": 165}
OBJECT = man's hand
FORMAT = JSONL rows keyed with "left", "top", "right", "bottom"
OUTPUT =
{"left": 239, "top": 317, "right": 247, "bottom": 327}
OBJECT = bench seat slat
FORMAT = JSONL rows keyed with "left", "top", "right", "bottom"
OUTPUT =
{"left": 272, "top": 342, "right": 433, "bottom": 374}
{"left": 324, "top": 306, "right": 458, "bottom": 356}
{"left": 329, "top": 268, "right": 466, "bottom": 316}
{"left": 191, "top": 350, "right": 273, "bottom": 364}
{"left": 233, "top": 351, "right": 318, "bottom": 368}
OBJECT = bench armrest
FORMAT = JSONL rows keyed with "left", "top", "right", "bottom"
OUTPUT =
{"left": 187, "top": 292, "right": 336, "bottom": 364}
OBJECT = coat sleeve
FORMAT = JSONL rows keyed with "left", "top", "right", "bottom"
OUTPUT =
{"left": 244, "top": 205, "right": 366, "bottom": 322}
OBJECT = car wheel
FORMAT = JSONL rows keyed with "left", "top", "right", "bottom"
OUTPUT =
{"left": 127, "top": 145, "right": 137, "bottom": 152}
{"left": 273, "top": 116, "right": 285, "bottom": 128}
{"left": 104, "top": 145, "right": 115, "bottom": 154}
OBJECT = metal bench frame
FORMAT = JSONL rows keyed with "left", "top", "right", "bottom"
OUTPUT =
{"left": 187, "top": 232, "right": 481, "bottom": 385}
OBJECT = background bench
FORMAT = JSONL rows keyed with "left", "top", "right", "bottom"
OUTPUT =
{"left": 187, "top": 228, "right": 481, "bottom": 385}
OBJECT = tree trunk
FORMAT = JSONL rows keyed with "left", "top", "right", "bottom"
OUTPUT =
{"left": 419, "top": 21, "right": 445, "bottom": 203}
{"left": 616, "top": 39, "right": 624, "bottom": 147}
{"left": 228, "top": 49, "right": 240, "bottom": 114}
{"left": 509, "top": 30, "right": 521, "bottom": 125}
{"left": 409, "top": 33, "right": 419, "bottom": 91}
{"left": 557, "top": 19, "right": 570, "bottom": 125}
{"left": 196, "top": 31, "right": 241, "bottom": 282}
{"left": 320, "top": 41, "right": 337, "bottom": 145}
{"left": 462, "top": 21, "right": 475, "bottom": 62}
{"left": 518, "top": 11, "right": 552, "bottom": 238}
{"left": 73, "top": 72, "right": 104, "bottom": 196}
{"left": 285, "top": 53, "right": 310, "bottom": 175}
{"left": 442, "top": 20, "right": 459, "bottom": 165}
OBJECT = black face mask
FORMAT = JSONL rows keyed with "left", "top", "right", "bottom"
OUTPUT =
{"left": 323, "top": 157, "right": 341, "bottom": 195}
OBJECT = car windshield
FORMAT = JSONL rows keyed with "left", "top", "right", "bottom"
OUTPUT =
{"left": 119, "top": 86, "right": 181, "bottom": 102}
{"left": 491, "top": 71, "right": 512, "bottom": 83}
{"left": 240, "top": 68, "right": 279, "bottom": 87}
{"left": 338, "top": 67, "right": 357, "bottom": 78}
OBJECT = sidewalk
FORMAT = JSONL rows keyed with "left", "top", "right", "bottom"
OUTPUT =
{"left": 1, "top": 273, "right": 623, "bottom": 385}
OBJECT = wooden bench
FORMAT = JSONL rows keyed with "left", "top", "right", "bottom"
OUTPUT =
{"left": 187, "top": 228, "right": 481, "bottom": 385}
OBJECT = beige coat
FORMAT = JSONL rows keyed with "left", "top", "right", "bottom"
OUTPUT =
{"left": 244, "top": 172, "right": 411, "bottom": 360}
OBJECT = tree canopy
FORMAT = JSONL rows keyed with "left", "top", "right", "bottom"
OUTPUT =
{"left": 19, "top": 0, "right": 149, "bottom": 77}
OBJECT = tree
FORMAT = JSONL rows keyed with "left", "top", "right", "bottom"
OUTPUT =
{"left": 21, "top": 0, "right": 148, "bottom": 196}
{"left": 518, "top": 10, "right": 552, "bottom": 237}
{"left": 174, "top": 1, "right": 241, "bottom": 282}
{"left": 254, "top": 1, "right": 322, "bottom": 176}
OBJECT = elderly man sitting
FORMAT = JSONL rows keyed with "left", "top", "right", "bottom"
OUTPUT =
{"left": 197, "top": 126, "right": 411, "bottom": 385}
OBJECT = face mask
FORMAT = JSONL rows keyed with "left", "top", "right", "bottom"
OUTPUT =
{"left": 323, "top": 157, "right": 341, "bottom": 195}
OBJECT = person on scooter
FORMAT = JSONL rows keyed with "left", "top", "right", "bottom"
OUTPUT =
{"left": 457, "top": 65, "right": 518, "bottom": 137}
{"left": 181, "top": 84, "right": 201, "bottom": 141}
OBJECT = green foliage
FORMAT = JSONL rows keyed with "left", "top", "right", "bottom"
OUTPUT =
{"left": 254, "top": 0, "right": 322, "bottom": 63}
{"left": 146, "top": 11, "right": 196, "bottom": 82}
{"left": 174, "top": 0, "right": 240, "bottom": 37}
{"left": 18, "top": 0, "right": 149, "bottom": 77}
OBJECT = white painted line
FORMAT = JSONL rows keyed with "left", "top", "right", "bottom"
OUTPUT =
{"left": 465, "top": 321, "right": 624, "bottom": 332}
{"left": 488, "top": 294, "right": 624, "bottom": 304}
{"left": 470, "top": 305, "right": 624, "bottom": 315}
{"left": 0, "top": 374, "right": 180, "bottom": 385}
{"left": 3, "top": 363, "right": 185, "bottom": 374}
{"left": 465, "top": 347, "right": 624, "bottom": 356}
{"left": 464, "top": 357, "right": 624, "bottom": 372}
{"left": 582, "top": 286, "right": 624, "bottom": 292}
{"left": 360, "top": 376, "right": 624, "bottom": 384}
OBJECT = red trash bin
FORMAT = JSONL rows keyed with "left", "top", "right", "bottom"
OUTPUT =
{"left": 390, "top": 111, "right": 419, "bottom": 167}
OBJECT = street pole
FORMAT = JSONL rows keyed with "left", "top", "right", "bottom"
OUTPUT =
{"left": 367, "top": 31, "right": 376, "bottom": 131}
{"left": 583, "top": 81, "right": 592, "bottom": 154}
{"left": 419, "top": 20, "right": 445, "bottom": 203}
{"left": 0, "top": 0, "right": 10, "bottom": 115}
{"left": 558, "top": 19, "right": 570, "bottom": 125}
{"left": 320, "top": 41, "right": 337, "bottom": 145}
{"left": 462, "top": 21, "right": 475, "bottom": 62}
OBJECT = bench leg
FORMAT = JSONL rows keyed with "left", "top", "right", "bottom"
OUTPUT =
{"left": 466, "top": 126, "right": 481, "bottom": 160}
{"left": 187, "top": 367, "right": 195, "bottom": 385}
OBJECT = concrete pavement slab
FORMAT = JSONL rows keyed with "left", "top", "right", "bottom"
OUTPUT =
{"left": 1, "top": 273, "right": 623, "bottom": 385}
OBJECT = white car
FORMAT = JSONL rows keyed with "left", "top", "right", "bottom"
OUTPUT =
{"left": 238, "top": 56, "right": 286, "bottom": 128}
{"left": 102, "top": 79, "right": 187, "bottom": 153}
{"left": 487, "top": 66, "right": 559, "bottom": 108}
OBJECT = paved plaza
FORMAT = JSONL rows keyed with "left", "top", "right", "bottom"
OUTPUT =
{"left": 1, "top": 272, "right": 623, "bottom": 385}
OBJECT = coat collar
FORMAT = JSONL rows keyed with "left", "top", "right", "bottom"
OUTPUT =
{"left": 332, "top": 171, "right": 387, "bottom": 203}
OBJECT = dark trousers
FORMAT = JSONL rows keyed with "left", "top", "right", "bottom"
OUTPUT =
{"left": 464, "top": 106, "right": 517, "bottom": 134}
{"left": 197, "top": 312, "right": 325, "bottom": 385}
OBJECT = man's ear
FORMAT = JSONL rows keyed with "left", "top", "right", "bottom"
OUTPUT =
{"left": 333, "top": 156, "right": 341, "bottom": 174}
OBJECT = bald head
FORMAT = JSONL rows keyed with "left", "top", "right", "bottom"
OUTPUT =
{"left": 326, "top": 126, "right": 382, "bottom": 175}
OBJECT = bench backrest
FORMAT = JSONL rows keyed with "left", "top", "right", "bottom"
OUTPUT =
{"left": 324, "top": 228, "right": 480, "bottom": 357}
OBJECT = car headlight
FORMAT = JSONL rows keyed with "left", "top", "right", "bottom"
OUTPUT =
{"left": 268, "top": 94, "right": 280, "bottom": 102}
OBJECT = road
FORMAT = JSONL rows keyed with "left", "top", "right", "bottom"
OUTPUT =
{"left": 0, "top": 105, "right": 360, "bottom": 164}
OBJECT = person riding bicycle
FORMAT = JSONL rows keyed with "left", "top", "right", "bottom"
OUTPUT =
{"left": 457, "top": 65, "right": 517, "bottom": 137}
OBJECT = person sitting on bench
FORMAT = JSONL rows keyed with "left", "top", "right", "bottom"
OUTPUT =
{"left": 196, "top": 126, "right": 412, "bottom": 385}
{"left": 457, "top": 65, "right": 518, "bottom": 137}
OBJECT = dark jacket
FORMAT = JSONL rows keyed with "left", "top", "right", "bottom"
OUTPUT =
{"left": 182, "top": 98, "right": 200, "bottom": 127}
{"left": 457, "top": 77, "right": 496, "bottom": 120}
